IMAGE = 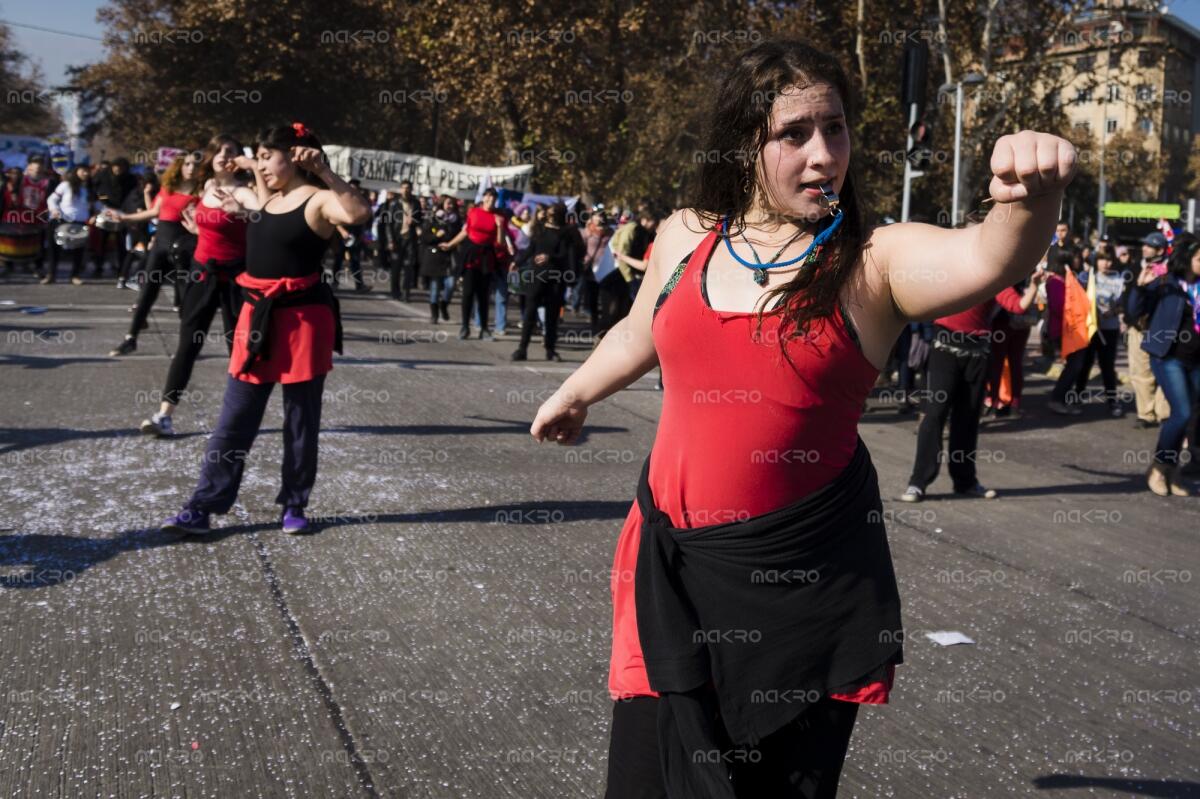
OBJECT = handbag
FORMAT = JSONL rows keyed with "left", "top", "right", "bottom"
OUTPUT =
{"left": 592, "top": 241, "right": 617, "bottom": 282}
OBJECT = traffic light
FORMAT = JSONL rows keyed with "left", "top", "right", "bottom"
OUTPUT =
{"left": 907, "top": 120, "right": 932, "bottom": 170}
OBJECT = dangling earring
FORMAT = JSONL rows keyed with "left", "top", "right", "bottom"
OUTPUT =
{"left": 742, "top": 172, "right": 753, "bottom": 195}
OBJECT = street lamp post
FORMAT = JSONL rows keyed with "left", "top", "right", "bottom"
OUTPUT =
{"left": 1098, "top": 18, "right": 1124, "bottom": 239}
{"left": 939, "top": 72, "right": 985, "bottom": 227}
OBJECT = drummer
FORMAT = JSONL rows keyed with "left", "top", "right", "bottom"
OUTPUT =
{"left": 1, "top": 168, "right": 26, "bottom": 275}
{"left": 43, "top": 165, "right": 96, "bottom": 285}
{"left": 1, "top": 167, "right": 23, "bottom": 223}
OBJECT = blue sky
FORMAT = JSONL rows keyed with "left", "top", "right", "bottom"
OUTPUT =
{"left": 1, "top": 0, "right": 106, "bottom": 86}
{"left": 4, "top": 0, "right": 1200, "bottom": 86}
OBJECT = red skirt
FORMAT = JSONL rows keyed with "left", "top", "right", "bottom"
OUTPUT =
{"left": 228, "top": 272, "right": 335, "bottom": 385}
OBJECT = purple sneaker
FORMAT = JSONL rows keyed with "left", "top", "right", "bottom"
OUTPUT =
{"left": 162, "top": 507, "right": 210, "bottom": 535}
{"left": 281, "top": 507, "right": 309, "bottom": 534}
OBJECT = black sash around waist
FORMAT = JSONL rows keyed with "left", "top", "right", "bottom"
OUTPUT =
{"left": 236, "top": 278, "right": 343, "bottom": 375}
{"left": 633, "top": 436, "right": 904, "bottom": 798}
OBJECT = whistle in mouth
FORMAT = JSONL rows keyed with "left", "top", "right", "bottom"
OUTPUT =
{"left": 819, "top": 182, "right": 840, "bottom": 213}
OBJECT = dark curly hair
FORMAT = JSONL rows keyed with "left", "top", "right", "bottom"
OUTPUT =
{"left": 692, "top": 38, "right": 867, "bottom": 352}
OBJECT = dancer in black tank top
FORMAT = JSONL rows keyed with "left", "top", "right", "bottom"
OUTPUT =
{"left": 247, "top": 194, "right": 327, "bottom": 277}
{"left": 161, "top": 123, "right": 370, "bottom": 537}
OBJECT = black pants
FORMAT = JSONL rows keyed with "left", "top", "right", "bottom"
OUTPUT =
{"left": 460, "top": 268, "right": 491, "bottom": 332}
{"left": 908, "top": 341, "right": 990, "bottom": 492}
{"left": 128, "top": 222, "right": 187, "bottom": 337}
{"left": 330, "top": 239, "right": 365, "bottom": 289}
{"left": 47, "top": 240, "right": 85, "bottom": 280}
{"left": 162, "top": 267, "right": 244, "bottom": 406}
{"left": 187, "top": 374, "right": 325, "bottom": 514}
{"left": 93, "top": 230, "right": 124, "bottom": 275}
{"left": 1052, "top": 330, "right": 1120, "bottom": 405}
{"left": 389, "top": 236, "right": 418, "bottom": 299}
{"left": 118, "top": 245, "right": 146, "bottom": 283}
{"left": 517, "top": 282, "right": 563, "bottom": 354}
{"left": 596, "top": 271, "right": 632, "bottom": 337}
{"left": 605, "top": 696, "right": 859, "bottom": 799}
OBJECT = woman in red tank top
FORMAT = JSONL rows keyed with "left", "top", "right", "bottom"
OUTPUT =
{"left": 529, "top": 39, "right": 1077, "bottom": 799}
{"left": 109, "top": 152, "right": 202, "bottom": 356}
{"left": 136, "top": 133, "right": 260, "bottom": 438}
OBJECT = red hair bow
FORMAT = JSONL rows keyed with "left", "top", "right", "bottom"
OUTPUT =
{"left": 292, "top": 122, "right": 308, "bottom": 139}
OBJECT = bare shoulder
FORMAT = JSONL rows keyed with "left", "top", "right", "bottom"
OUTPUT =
{"left": 655, "top": 208, "right": 713, "bottom": 263}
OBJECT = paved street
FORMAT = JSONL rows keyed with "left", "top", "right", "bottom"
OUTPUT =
{"left": 1, "top": 271, "right": 1197, "bottom": 799}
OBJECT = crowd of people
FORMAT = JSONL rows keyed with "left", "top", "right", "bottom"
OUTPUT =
{"left": 4, "top": 146, "right": 1196, "bottom": 502}
{"left": 337, "top": 182, "right": 659, "bottom": 363}
{"left": 0, "top": 154, "right": 662, "bottom": 367}
{"left": 891, "top": 221, "right": 1200, "bottom": 501}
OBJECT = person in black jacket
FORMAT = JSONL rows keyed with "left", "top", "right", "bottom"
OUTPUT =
{"left": 418, "top": 195, "right": 460, "bottom": 323}
{"left": 1127, "top": 233, "right": 1200, "bottom": 496}
{"left": 379, "top": 180, "right": 422, "bottom": 301}
{"left": 116, "top": 173, "right": 153, "bottom": 290}
{"left": 512, "top": 202, "right": 574, "bottom": 362}
{"left": 93, "top": 157, "right": 137, "bottom": 280}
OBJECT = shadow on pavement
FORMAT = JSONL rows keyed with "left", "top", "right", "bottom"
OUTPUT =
{"left": 0, "top": 354, "right": 118, "bottom": 369}
{"left": 0, "top": 426, "right": 206, "bottom": 456}
{"left": 1032, "top": 775, "right": 1200, "bottom": 797}
{"left": 0, "top": 500, "right": 630, "bottom": 589}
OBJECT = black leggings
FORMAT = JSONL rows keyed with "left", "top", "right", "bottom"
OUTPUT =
{"left": 162, "top": 262, "right": 244, "bottom": 406}
{"left": 128, "top": 221, "right": 187, "bottom": 338}
{"left": 1053, "top": 329, "right": 1120, "bottom": 404}
{"left": 460, "top": 267, "right": 491, "bottom": 332}
{"left": 118, "top": 246, "right": 145, "bottom": 283}
{"left": 605, "top": 696, "right": 860, "bottom": 799}
{"left": 518, "top": 282, "right": 564, "bottom": 354}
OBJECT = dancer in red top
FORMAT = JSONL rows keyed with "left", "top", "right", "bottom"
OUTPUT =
{"left": 109, "top": 153, "right": 202, "bottom": 355}
{"left": 441, "top": 188, "right": 505, "bottom": 339}
{"left": 162, "top": 123, "right": 370, "bottom": 536}
{"left": 138, "top": 134, "right": 262, "bottom": 438}
{"left": 530, "top": 38, "right": 1076, "bottom": 799}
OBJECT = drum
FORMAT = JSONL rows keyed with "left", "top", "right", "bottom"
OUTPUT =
{"left": 0, "top": 224, "right": 43, "bottom": 262}
{"left": 54, "top": 223, "right": 89, "bottom": 251}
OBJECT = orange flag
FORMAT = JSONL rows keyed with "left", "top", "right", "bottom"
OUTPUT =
{"left": 1061, "top": 268, "right": 1097, "bottom": 360}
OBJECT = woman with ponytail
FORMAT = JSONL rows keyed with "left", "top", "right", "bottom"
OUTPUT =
{"left": 162, "top": 123, "right": 371, "bottom": 536}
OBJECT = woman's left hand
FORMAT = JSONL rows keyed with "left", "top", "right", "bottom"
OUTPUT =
{"left": 291, "top": 146, "right": 327, "bottom": 175}
{"left": 988, "top": 131, "right": 1077, "bottom": 203}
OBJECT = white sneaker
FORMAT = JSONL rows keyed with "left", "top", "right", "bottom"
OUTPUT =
{"left": 899, "top": 485, "right": 924, "bottom": 502}
{"left": 956, "top": 483, "right": 998, "bottom": 499}
{"left": 140, "top": 412, "right": 175, "bottom": 438}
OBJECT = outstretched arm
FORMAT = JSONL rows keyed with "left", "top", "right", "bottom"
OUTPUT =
{"left": 871, "top": 130, "right": 1076, "bottom": 322}
{"left": 116, "top": 193, "right": 162, "bottom": 223}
